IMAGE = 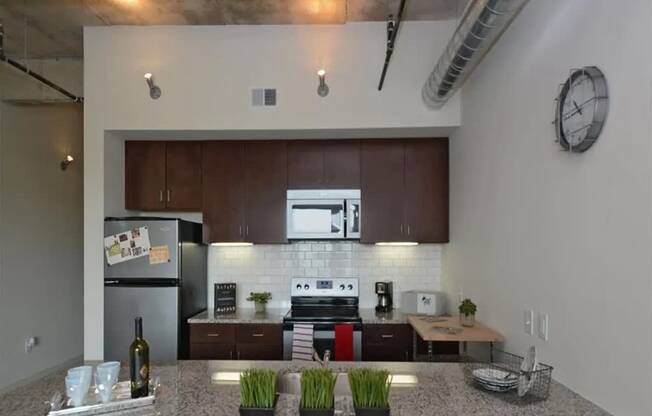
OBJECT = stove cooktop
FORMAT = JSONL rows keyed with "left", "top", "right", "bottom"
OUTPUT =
{"left": 283, "top": 307, "right": 361, "bottom": 323}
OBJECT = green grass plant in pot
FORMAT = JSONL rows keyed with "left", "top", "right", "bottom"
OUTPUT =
{"left": 239, "top": 369, "right": 278, "bottom": 416}
{"left": 247, "top": 292, "right": 272, "bottom": 313}
{"left": 348, "top": 368, "right": 391, "bottom": 416}
{"left": 300, "top": 368, "right": 337, "bottom": 416}
{"left": 458, "top": 298, "right": 477, "bottom": 327}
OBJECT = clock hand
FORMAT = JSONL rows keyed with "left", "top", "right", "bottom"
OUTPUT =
{"left": 573, "top": 100, "right": 583, "bottom": 115}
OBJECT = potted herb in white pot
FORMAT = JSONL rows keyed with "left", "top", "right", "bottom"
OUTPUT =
{"left": 247, "top": 292, "right": 272, "bottom": 313}
{"left": 239, "top": 369, "right": 278, "bottom": 416}
{"left": 458, "top": 298, "right": 477, "bottom": 327}
{"left": 348, "top": 368, "right": 391, "bottom": 416}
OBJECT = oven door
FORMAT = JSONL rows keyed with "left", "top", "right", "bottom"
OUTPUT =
{"left": 287, "top": 199, "right": 345, "bottom": 239}
{"left": 283, "top": 322, "right": 362, "bottom": 361}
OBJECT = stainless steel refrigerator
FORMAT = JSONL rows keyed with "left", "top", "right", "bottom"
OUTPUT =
{"left": 104, "top": 217, "right": 206, "bottom": 362}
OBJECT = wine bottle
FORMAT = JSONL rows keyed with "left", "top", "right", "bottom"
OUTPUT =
{"left": 129, "top": 317, "right": 150, "bottom": 398}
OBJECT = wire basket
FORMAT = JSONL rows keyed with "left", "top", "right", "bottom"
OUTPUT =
{"left": 464, "top": 349, "right": 553, "bottom": 404}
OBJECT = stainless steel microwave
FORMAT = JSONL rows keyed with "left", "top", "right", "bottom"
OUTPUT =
{"left": 286, "top": 189, "right": 361, "bottom": 240}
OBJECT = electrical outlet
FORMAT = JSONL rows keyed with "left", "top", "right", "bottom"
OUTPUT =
{"left": 24, "top": 337, "right": 37, "bottom": 354}
{"left": 523, "top": 310, "right": 534, "bottom": 335}
{"left": 538, "top": 313, "right": 549, "bottom": 341}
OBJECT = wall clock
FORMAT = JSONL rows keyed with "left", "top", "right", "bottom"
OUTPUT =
{"left": 554, "top": 66, "right": 609, "bottom": 152}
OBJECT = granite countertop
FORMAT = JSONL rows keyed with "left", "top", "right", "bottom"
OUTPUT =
{"left": 358, "top": 308, "right": 410, "bottom": 324}
{"left": 0, "top": 360, "right": 610, "bottom": 416}
{"left": 188, "top": 308, "right": 289, "bottom": 324}
{"left": 188, "top": 308, "right": 410, "bottom": 324}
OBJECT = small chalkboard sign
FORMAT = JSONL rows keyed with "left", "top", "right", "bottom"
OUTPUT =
{"left": 214, "top": 283, "right": 236, "bottom": 314}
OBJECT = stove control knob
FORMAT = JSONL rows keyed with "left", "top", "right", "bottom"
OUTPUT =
{"left": 296, "top": 284, "right": 302, "bottom": 290}
{"left": 339, "top": 284, "right": 346, "bottom": 291}
{"left": 304, "top": 284, "right": 310, "bottom": 290}
{"left": 347, "top": 284, "right": 354, "bottom": 290}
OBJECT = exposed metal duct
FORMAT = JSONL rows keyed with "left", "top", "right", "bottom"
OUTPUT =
{"left": 422, "top": 0, "right": 530, "bottom": 109}
{"left": 0, "top": 24, "right": 83, "bottom": 103}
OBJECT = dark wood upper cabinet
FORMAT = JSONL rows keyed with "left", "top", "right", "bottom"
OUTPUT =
{"left": 287, "top": 140, "right": 360, "bottom": 189}
{"left": 125, "top": 141, "right": 167, "bottom": 211}
{"left": 201, "top": 142, "right": 246, "bottom": 243}
{"left": 405, "top": 139, "right": 449, "bottom": 243}
{"left": 125, "top": 141, "right": 201, "bottom": 211}
{"left": 324, "top": 140, "right": 360, "bottom": 188}
{"left": 360, "top": 140, "right": 406, "bottom": 243}
{"left": 165, "top": 141, "right": 202, "bottom": 211}
{"left": 245, "top": 141, "right": 288, "bottom": 244}
{"left": 287, "top": 142, "right": 324, "bottom": 189}
{"left": 360, "top": 138, "right": 449, "bottom": 243}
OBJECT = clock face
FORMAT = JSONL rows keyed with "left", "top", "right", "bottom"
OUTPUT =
{"left": 555, "top": 66, "right": 609, "bottom": 152}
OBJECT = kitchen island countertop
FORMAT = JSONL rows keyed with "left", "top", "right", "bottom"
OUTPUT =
{"left": 0, "top": 360, "right": 610, "bottom": 416}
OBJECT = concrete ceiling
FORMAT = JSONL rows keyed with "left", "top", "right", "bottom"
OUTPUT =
{"left": 0, "top": 0, "right": 467, "bottom": 58}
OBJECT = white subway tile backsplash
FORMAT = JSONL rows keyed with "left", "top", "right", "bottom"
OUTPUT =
{"left": 207, "top": 241, "right": 442, "bottom": 310}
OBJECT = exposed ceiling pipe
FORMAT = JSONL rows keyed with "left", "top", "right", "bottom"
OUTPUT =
{"left": 422, "top": 0, "right": 530, "bottom": 109}
{"left": 0, "top": 24, "right": 83, "bottom": 102}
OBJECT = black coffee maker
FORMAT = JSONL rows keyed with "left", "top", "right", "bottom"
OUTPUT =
{"left": 375, "top": 281, "right": 393, "bottom": 312}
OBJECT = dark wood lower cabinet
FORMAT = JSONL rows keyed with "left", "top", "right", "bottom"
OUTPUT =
{"left": 362, "top": 324, "right": 459, "bottom": 362}
{"left": 189, "top": 323, "right": 282, "bottom": 360}
{"left": 189, "top": 343, "right": 234, "bottom": 360}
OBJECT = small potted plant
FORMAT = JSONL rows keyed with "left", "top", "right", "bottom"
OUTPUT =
{"left": 459, "top": 298, "right": 477, "bottom": 327}
{"left": 239, "top": 369, "right": 278, "bottom": 416}
{"left": 300, "top": 368, "right": 337, "bottom": 416}
{"left": 247, "top": 292, "right": 272, "bottom": 313}
{"left": 348, "top": 368, "right": 391, "bottom": 416}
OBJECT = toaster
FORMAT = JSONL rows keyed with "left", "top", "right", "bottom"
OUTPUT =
{"left": 400, "top": 291, "right": 447, "bottom": 316}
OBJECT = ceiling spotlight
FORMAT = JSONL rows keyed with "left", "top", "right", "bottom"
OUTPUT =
{"left": 317, "top": 69, "right": 329, "bottom": 97}
{"left": 144, "top": 73, "right": 161, "bottom": 99}
{"left": 60, "top": 154, "right": 74, "bottom": 170}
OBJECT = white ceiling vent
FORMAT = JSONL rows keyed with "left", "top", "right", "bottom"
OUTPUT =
{"left": 251, "top": 88, "right": 277, "bottom": 107}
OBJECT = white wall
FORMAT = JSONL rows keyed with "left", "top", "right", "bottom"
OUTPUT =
{"left": 84, "top": 22, "right": 461, "bottom": 360}
{"left": 442, "top": 0, "right": 652, "bottom": 414}
{"left": 0, "top": 60, "right": 84, "bottom": 391}
{"left": 0, "top": 102, "right": 83, "bottom": 391}
{"left": 209, "top": 242, "right": 442, "bottom": 310}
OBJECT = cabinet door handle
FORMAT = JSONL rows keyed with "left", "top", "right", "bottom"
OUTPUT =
{"left": 237, "top": 351, "right": 241, "bottom": 360}
{"left": 246, "top": 225, "right": 249, "bottom": 236}
{"left": 252, "top": 333, "right": 264, "bottom": 337}
{"left": 167, "top": 190, "right": 171, "bottom": 202}
{"left": 400, "top": 224, "right": 403, "bottom": 235}
{"left": 407, "top": 225, "right": 410, "bottom": 236}
{"left": 239, "top": 225, "right": 242, "bottom": 236}
{"left": 230, "top": 350, "right": 233, "bottom": 360}
{"left": 206, "top": 333, "right": 220, "bottom": 337}
{"left": 405, "top": 350, "right": 409, "bottom": 361}
{"left": 381, "top": 334, "right": 394, "bottom": 339}
{"left": 159, "top": 190, "right": 163, "bottom": 202}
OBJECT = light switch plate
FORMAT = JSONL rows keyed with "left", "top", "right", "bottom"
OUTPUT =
{"left": 538, "top": 313, "right": 549, "bottom": 341}
{"left": 524, "top": 309, "right": 534, "bottom": 335}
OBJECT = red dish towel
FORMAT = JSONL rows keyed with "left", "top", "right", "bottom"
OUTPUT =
{"left": 334, "top": 324, "right": 354, "bottom": 361}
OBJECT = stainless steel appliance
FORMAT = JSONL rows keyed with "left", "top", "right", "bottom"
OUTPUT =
{"left": 286, "top": 190, "right": 361, "bottom": 240}
{"left": 283, "top": 278, "right": 361, "bottom": 361}
{"left": 104, "top": 217, "right": 206, "bottom": 362}
{"left": 400, "top": 290, "right": 446, "bottom": 316}
{"left": 375, "top": 281, "right": 393, "bottom": 312}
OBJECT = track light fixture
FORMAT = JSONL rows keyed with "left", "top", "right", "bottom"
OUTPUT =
{"left": 317, "top": 69, "right": 329, "bottom": 97}
{"left": 144, "top": 73, "right": 161, "bottom": 99}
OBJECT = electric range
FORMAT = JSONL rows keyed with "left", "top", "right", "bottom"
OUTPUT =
{"left": 283, "top": 277, "right": 362, "bottom": 360}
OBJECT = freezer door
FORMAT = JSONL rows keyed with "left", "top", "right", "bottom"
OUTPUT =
{"left": 104, "top": 285, "right": 179, "bottom": 363}
{"left": 104, "top": 220, "right": 179, "bottom": 279}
